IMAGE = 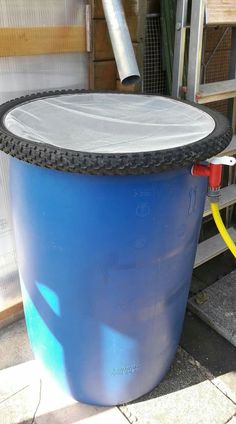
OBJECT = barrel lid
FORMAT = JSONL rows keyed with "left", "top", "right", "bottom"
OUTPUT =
{"left": 5, "top": 92, "right": 215, "bottom": 153}
{"left": 0, "top": 90, "right": 232, "bottom": 175}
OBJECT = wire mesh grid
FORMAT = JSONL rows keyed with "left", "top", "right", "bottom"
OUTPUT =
{"left": 143, "top": 14, "right": 166, "bottom": 94}
{"left": 202, "top": 26, "right": 232, "bottom": 116}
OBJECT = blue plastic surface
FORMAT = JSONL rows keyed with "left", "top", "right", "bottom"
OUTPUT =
{"left": 10, "top": 158, "right": 207, "bottom": 405}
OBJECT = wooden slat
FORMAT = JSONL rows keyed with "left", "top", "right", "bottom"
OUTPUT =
{"left": 0, "top": 26, "right": 86, "bottom": 57}
{"left": 116, "top": 80, "right": 137, "bottom": 92}
{"left": 206, "top": 0, "right": 236, "bottom": 25}
{"left": 203, "top": 185, "right": 236, "bottom": 218}
{"left": 194, "top": 227, "right": 236, "bottom": 267}
{"left": 0, "top": 301, "right": 23, "bottom": 322}
{"left": 92, "top": 0, "right": 138, "bottom": 19}
{"left": 92, "top": 61, "right": 117, "bottom": 90}
{"left": 204, "top": 26, "right": 232, "bottom": 52}
{"left": 218, "top": 135, "right": 236, "bottom": 157}
{"left": 197, "top": 80, "right": 236, "bottom": 103}
{"left": 93, "top": 20, "right": 113, "bottom": 61}
{"left": 92, "top": 17, "right": 139, "bottom": 61}
{"left": 89, "top": 0, "right": 145, "bottom": 90}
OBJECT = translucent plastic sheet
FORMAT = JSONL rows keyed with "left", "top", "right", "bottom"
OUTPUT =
{"left": 0, "top": 153, "right": 22, "bottom": 311}
{"left": 0, "top": 0, "right": 85, "bottom": 27}
{"left": 0, "top": 55, "right": 88, "bottom": 104}
{"left": 0, "top": 0, "right": 88, "bottom": 104}
{"left": 5, "top": 93, "right": 216, "bottom": 154}
{"left": 0, "top": 0, "right": 88, "bottom": 312}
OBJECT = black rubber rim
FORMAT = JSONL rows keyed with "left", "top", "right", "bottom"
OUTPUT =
{"left": 0, "top": 89, "right": 232, "bottom": 176}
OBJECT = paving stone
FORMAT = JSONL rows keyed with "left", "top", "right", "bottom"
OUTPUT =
{"left": 0, "top": 359, "right": 129, "bottom": 424}
{"left": 1, "top": 312, "right": 235, "bottom": 424}
{"left": 212, "top": 372, "right": 236, "bottom": 404}
{"left": 193, "top": 251, "right": 235, "bottom": 289}
{"left": 181, "top": 313, "right": 236, "bottom": 404}
{"left": 0, "top": 360, "right": 36, "bottom": 403}
{"left": 0, "top": 380, "right": 39, "bottom": 424}
{"left": 121, "top": 348, "right": 236, "bottom": 424}
{"left": 0, "top": 318, "right": 33, "bottom": 370}
{"left": 181, "top": 313, "right": 236, "bottom": 376}
{"left": 227, "top": 416, "right": 236, "bottom": 423}
{"left": 188, "top": 270, "right": 236, "bottom": 347}
{"left": 0, "top": 323, "right": 128, "bottom": 424}
{"left": 190, "top": 275, "right": 207, "bottom": 295}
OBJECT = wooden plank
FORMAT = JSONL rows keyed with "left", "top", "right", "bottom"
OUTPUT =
{"left": 127, "top": 16, "right": 139, "bottom": 42}
{"left": 197, "top": 80, "right": 236, "bottom": 103}
{"left": 194, "top": 227, "right": 236, "bottom": 268}
{"left": 92, "top": 16, "right": 139, "bottom": 61}
{"left": 218, "top": 135, "right": 236, "bottom": 156}
{"left": 116, "top": 80, "right": 137, "bottom": 92}
{"left": 206, "top": 0, "right": 236, "bottom": 25}
{"left": 93, "top": 19, "right": 113, "bottom": 61}
{"left": 233, "top": 97, "right": 236, "bottom": 134}
{"left": 204, "top": 27, "right": 231, "bottom": 52}
{"left": 93, "top": 61, "right": 117, "bottom": 90}
{"left": 0, "top": 26, "right": 86, "bottom": 57}
{"left": 92, "top": 0, "right": 138, "bottom": 19}
{"left": 0, "top": 301, "right": 23, "bottom": 322}
{"left": 203, "top": 185, "right": 236, "bottom": 218}
{"left": 89, "top": 0, "right": 145, "bottom": 90}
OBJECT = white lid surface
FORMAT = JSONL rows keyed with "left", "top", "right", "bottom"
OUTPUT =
{"left": 4, "top": 93, "right": 215, "bottom": 154}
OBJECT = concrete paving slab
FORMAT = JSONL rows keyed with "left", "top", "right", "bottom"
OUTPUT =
{"left": 228, "top": 416, "right": 236, "bottom": 423}
{"left": 188, "top": 270, "right": 236, "bottom": 347}
{"left": 0, "top": 380, "right": 39, "bottom": 424}
{"left": 0, "top": 319, "right": 33, "bottom": 370}
{"left": 192, "top": 251, "right": 235, "bottom": 291}
{"left": 0, "top": 360, "right": 129, "bottom": 424}
{"left": 212, "top": 372, "right": 236, "bottom": 404}
{"left": 181, "top": 313, "right": 236, "bottom": 404}
{"left": 0, "top": 360, "right": 36, "bottom": 403}
{"left": 189, "top": 276, "right": 207, "bottom": 295}
{"left": 181, "top": 313, "right": 236, "bottom": 377}
{"left": 1, "top": 314, "right": 235, "bottom": 424}
{"left": 0, "top": 321, "right": 128, "bottom": 424}
{"left": 121, "top": 348, "right": 236, "bottom": 424}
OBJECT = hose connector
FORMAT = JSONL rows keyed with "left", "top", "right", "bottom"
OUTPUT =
{"left": 191, "top": 156, "right": 236, "bottom": 201}
{"left": 192, "top": 156, "right": 236, "bottom": 259}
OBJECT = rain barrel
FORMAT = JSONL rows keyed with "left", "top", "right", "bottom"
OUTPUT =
{"left": 0, "top": 91, "right": 231, "bottom": 405}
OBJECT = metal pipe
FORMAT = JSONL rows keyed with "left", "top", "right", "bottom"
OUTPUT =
{"left": 102, "top": 0, "right": 140, "bottom": 86}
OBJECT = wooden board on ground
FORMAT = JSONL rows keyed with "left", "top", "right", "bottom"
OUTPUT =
{"left": 0, "top": 301, "right": 23, "bottom": 330}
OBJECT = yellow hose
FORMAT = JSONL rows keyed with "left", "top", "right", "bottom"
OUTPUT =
{"left": 211, "top": 202, "right": 236, "bottom": 258}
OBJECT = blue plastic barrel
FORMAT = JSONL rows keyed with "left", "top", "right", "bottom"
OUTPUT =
{"left": 10, "top": 159, "right": 207, "bottom": 405}
{"left": 0, "top": 92, "right": 231, "bottom": 405}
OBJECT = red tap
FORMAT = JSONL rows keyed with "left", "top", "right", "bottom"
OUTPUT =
{"left": 192, "top": 163, "right": 222, "bottom": 190}
{"left": 192, "top": 156, "right": 236, "bottom": 202}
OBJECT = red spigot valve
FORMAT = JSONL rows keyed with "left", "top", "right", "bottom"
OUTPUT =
{"left": 192, "top": 156, "right": 236, "bottom": 201}
{"left": 191, "top": 163, "right": 222, "bottom": 190}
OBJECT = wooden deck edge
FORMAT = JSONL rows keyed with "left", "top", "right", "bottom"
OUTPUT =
{"left": 0, "top": 301, "right": 24, "bottom": 325}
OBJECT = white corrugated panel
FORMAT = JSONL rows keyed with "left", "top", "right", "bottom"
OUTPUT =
{"left": 0, "top": 0, "right": 88, "bottom": 312}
